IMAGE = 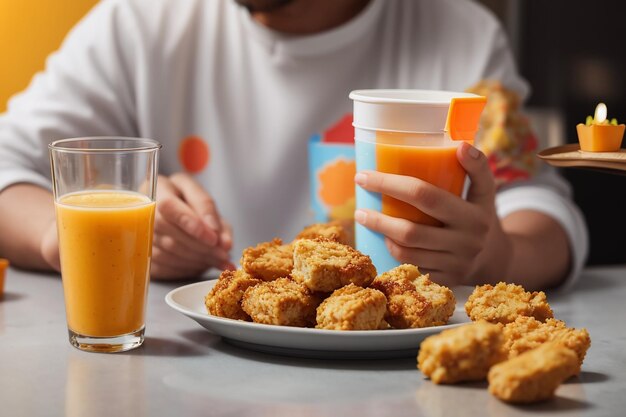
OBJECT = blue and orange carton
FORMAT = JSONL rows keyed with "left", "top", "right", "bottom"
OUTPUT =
{"left": 308, "top": 114, "right": 356, "bottom": 228}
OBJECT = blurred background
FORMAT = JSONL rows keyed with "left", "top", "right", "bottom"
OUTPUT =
{"left": 1, "top": 0, "right": 624, "bottom": 265}
{"left": 480, "top": 0, "right": 625, "bottom": 265}
{"left": 0, "top": 0, "right": 98, "bottom": 113}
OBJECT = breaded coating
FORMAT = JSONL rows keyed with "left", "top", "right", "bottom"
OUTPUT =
{"left": 504, "top": 316, "right": 591, "bottom": 369}
{"left": 295, "top": 221, "right": 351, "bottom": 246}
{"left": 241, "top": 278, "right": 320, "bottom": 327}
{"left": 316, "top": 284, "right": 387, "bottom": 330}
{"left": 371, "top": 264, "right": 454, "bottom": 328}
{"left": 413, "top": 272, "right": 456, "bottom": 325}
{"left": 465, "top": 282, "right": 553, "bottom": 324}
{"left": 205, "top": 269, "right": 261, "bottom": 321}
{"left": 240, "top": 238, "right": 293, "bottom": 281}
{"left": 291, "top": 238, "right": 376, "bottom": 292}
{"left": 488, "top": 342, "right": 579, "bottom": 403}
{"left": 417, "top": 321, "right": 507, "bottom": 384}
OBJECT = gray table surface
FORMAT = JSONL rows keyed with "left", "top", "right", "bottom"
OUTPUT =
{"left": 1, "top": 265, "right": 625, "bottom": 417}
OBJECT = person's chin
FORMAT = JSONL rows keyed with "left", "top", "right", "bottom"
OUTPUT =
{"left": 233, "top": 0, "right": 296, "bottom": 13}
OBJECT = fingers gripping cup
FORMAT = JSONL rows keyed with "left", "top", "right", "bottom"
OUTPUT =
{"left": 49, "top": 137, "right": 161, "bottom": 353}
{"left": 350, "top": 90, "right": 486, "bottom": 272}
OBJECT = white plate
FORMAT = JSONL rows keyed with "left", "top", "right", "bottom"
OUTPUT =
{"left": 165, "top": 280, "right": 470, "bottom": 359}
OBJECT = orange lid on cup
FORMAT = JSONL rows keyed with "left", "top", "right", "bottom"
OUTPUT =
{"left": 444, "top": 96, "right": 487, "bottom": 141}
{"left": 350, "top": 89, "right": 483, "bottom": 134}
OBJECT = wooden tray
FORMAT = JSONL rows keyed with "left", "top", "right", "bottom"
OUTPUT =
{"left": 537, "top": 144, "right": 626, "bottom": 175}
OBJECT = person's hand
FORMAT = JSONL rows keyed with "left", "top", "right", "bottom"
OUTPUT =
{"left": 152, "top": 173, "right": 235, "bottom": 279}
{"left": 38, "top": 173, "right": 232, "bottom": 279}
{"left": 353, "top": 142, "right": 513, "bottom": 287}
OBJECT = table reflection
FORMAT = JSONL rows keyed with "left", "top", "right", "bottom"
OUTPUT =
{"left": 415, "top": 377, "right": 587, "bottom": 417}
{"left": 65, "top": 351, "right": 146, "bottom": 417}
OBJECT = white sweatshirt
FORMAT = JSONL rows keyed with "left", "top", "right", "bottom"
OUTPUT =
{"left": 0, "top": 0, "right": 587, "bottom": 287}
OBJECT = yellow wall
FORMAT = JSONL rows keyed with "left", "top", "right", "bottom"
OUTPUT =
{"left": 0, "top": 0, "right": 99, "bottom": 112}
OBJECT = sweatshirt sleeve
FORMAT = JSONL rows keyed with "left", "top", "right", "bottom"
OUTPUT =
{"left": 0, "top": 0, "right": 139, "bottom": 192}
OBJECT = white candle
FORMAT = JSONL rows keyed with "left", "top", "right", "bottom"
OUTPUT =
{"left": 594, "top": 103, "right": 607, "bottom": 124}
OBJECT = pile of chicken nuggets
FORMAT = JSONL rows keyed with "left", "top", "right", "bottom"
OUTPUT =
{"left": 204, "top": 222, "right": 592, "bottom": 404}
{"left": 205, "top": 221, "right": 456, "bottom": 331}
{"left": 418, "top": 282, "right": 591, "bottom": 404}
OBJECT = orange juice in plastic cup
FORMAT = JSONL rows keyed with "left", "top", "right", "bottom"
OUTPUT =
{"left": 49, "top": 137, "right": 160, "bottom": 353}
{"left": 350, "top": 90, "right": 485, "bottom": 272}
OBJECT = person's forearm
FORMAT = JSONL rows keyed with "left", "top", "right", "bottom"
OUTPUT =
{"left": 474, "top": 210, "right": 571, "bottom": 290}
{"left": 0, "top": 184, "right": 56, "bottom": 270}
{"left": 503, "top": 212, "right": 571, "bottom": 290}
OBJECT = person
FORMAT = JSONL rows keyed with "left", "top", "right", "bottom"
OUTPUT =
{"left": 0, "top": 0, "right": 587, "bottom": 290}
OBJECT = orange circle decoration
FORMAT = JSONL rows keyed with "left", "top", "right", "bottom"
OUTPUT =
{"left": 179, "top": 136, "right": 210, "bottom": 174}
{"left": 317, "top": 159, "right": 356, "bottom": 207}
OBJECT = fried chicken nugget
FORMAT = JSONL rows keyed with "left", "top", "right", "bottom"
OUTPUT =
{"left": 417, "top": 321, "right": 507, "bottom": 384}
{"left": 370, "top": 264, "right": 454, "bottom": 328}
{"left": 504, "top": 316, "right": 591, "bottom": 369}
{"left": 295, "top": 221, "right": 351, "bottom": 246}
{"left": 316, "top": 284, "right": 387, "bottom": 330}
{"left": 241, "top": 278, "right": 320, "bottom": 327}
{"left": 205, "top": 269, "right": 261, "bottom": 321}
{"left": 488, "top": 342, "right": 579, "bottom": 403}
{"left": 413, "top": 272, "right": 456, "bottom": 325}
{"left": 465, "top": 282, "right": 553, "bottom": 324}
{"left": 291, "top": 238, "right": 376, "bottom": 292}
{"left": 240, "top": 238, "right": 293, "bottom": 281}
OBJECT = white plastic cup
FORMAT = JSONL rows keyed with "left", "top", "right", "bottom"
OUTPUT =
{"left": 350, "top": 89, "right": 481, "bottom": 273}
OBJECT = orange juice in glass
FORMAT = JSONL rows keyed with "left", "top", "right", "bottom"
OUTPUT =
{"left": 350, "top": 90, "right": 485, "bottom": 272}
{"left": 49, "top": 137, "right": 160, "bottom": 352}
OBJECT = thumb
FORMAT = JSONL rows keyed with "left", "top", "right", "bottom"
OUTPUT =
{"left": 457, "top": 142, "right": 496, "bottom": 208}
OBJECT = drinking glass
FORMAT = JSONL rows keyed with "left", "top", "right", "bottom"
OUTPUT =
{"left": 49, "top": 137, "right": 160, "bottom": 352}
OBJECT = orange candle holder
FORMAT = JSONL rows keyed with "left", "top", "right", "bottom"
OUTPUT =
{"left": 0, "top": 258, "right": 8, "bottom": 296}
{"left": 577, "top": 123, "right": 625, "bottom": 152}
